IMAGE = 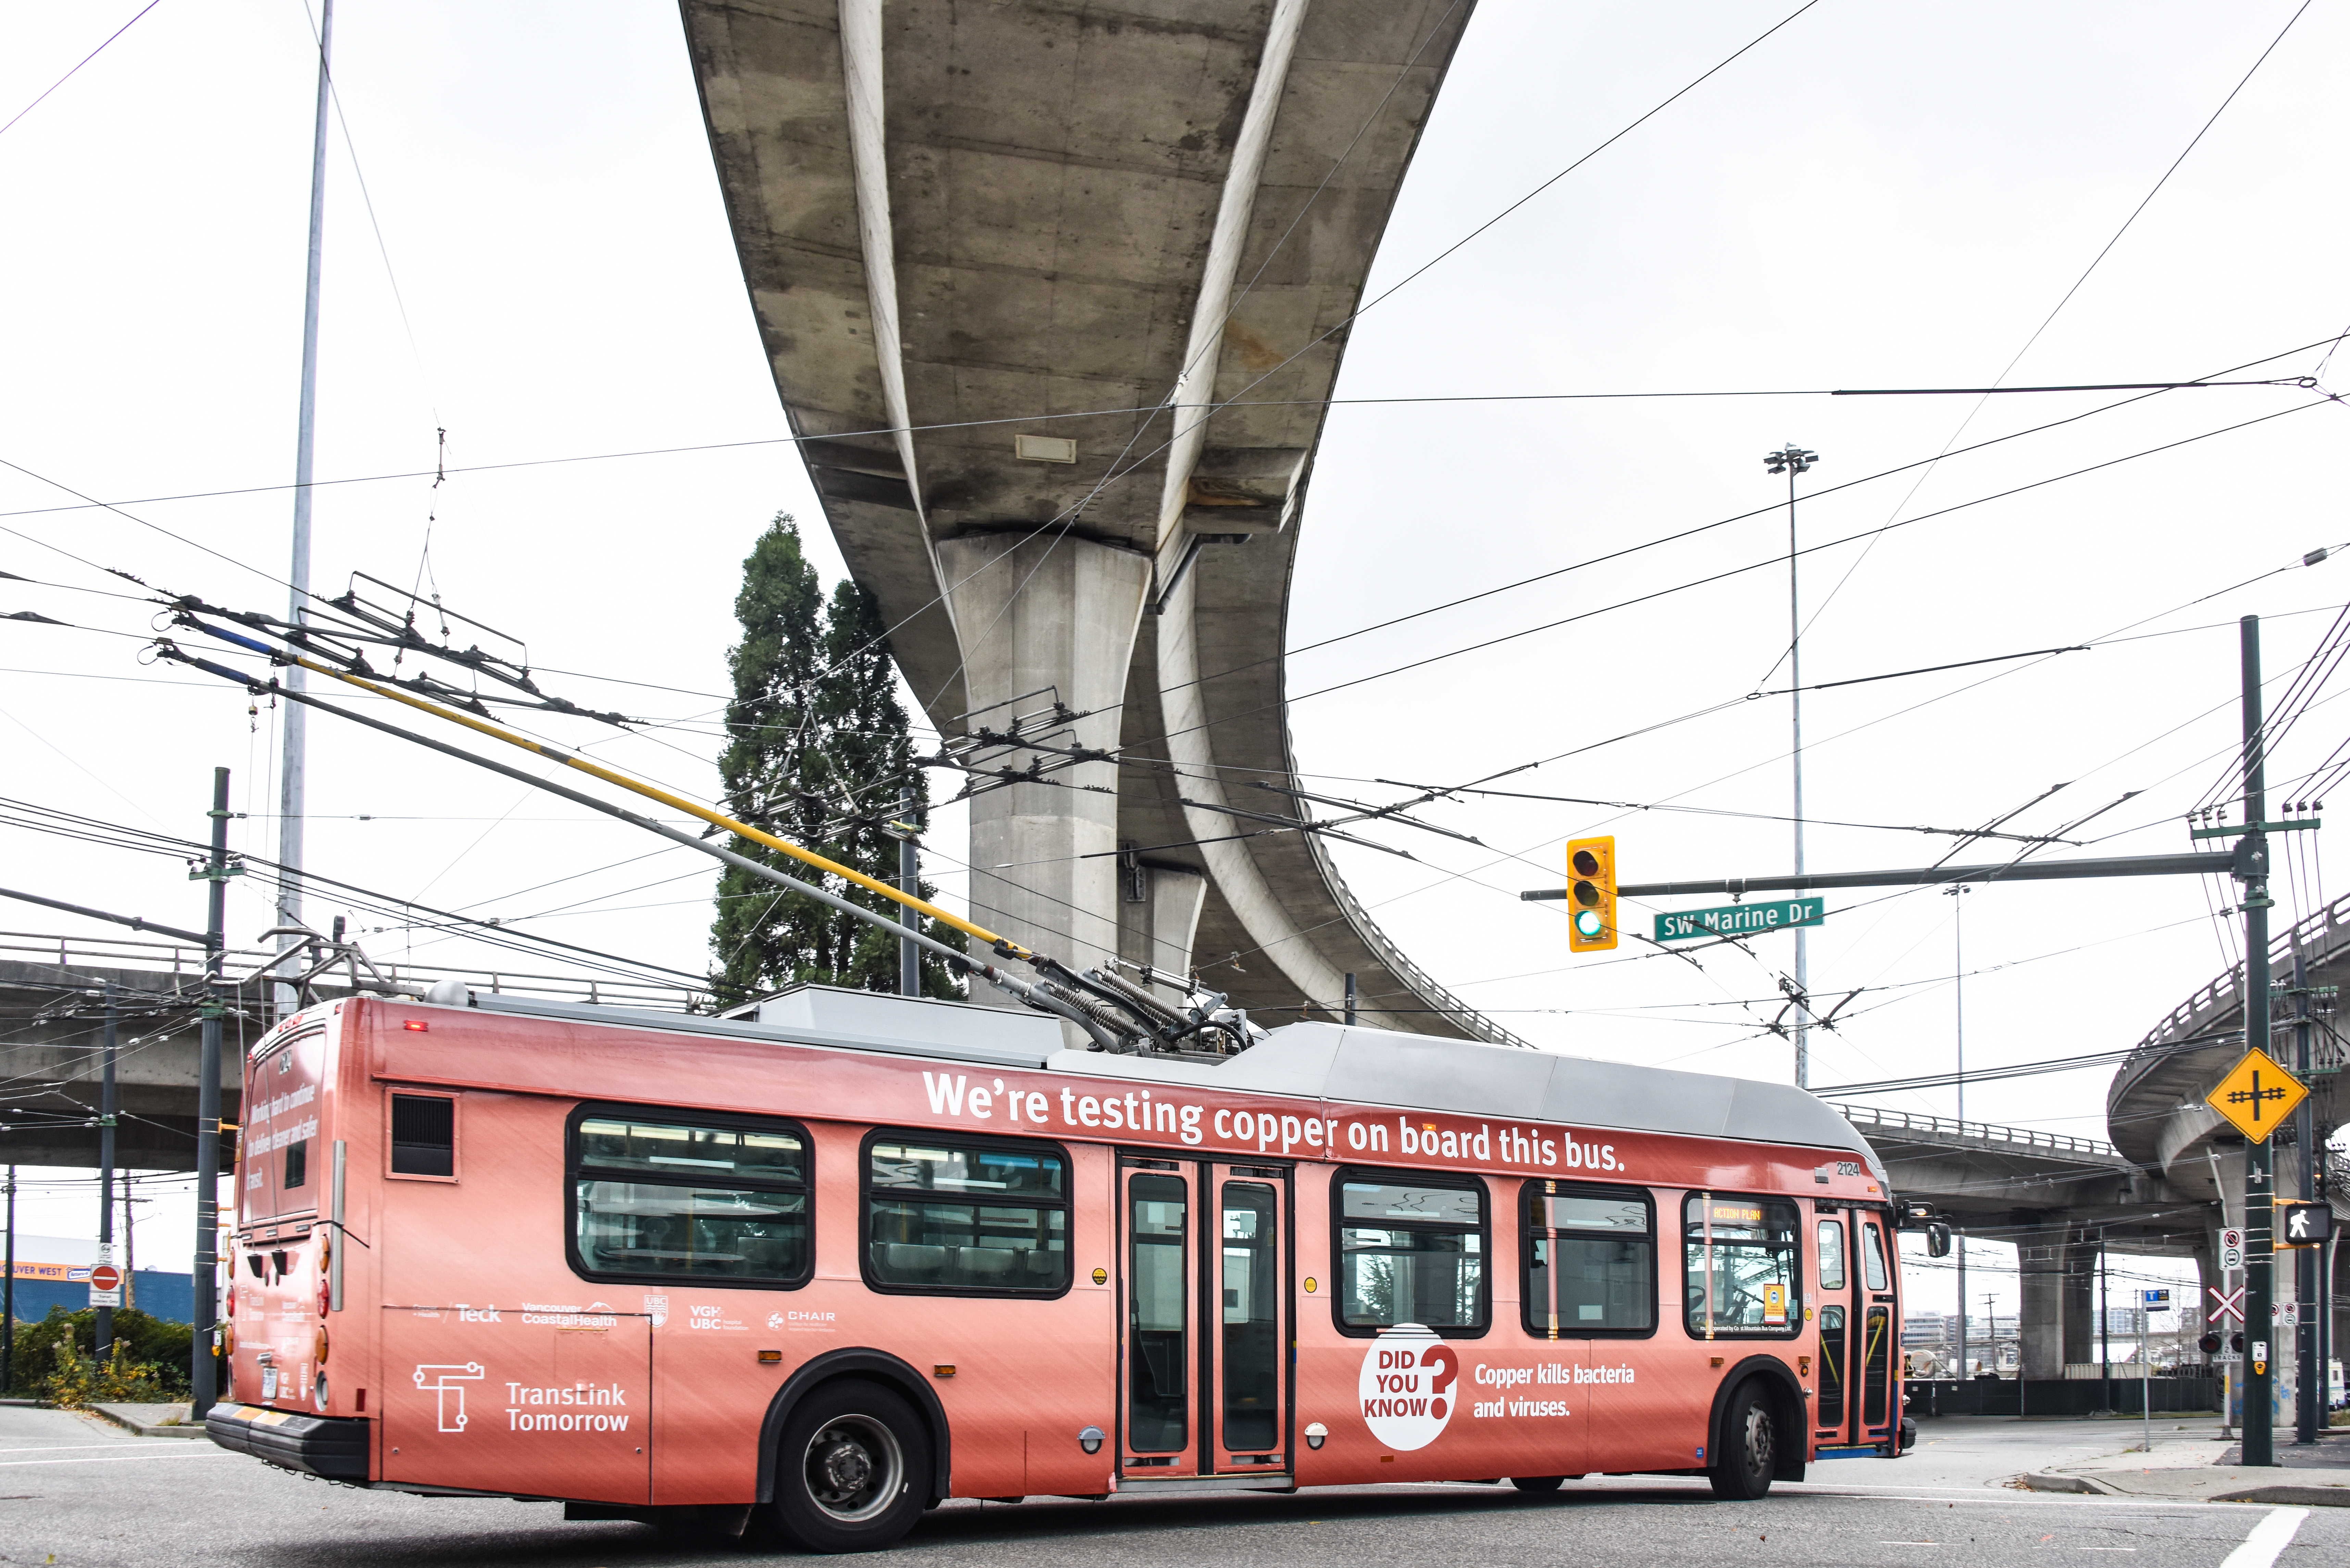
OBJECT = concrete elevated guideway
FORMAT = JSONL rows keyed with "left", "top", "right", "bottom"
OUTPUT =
{"left": 677, "top": 0, "right": 1515, "bottom": 1039}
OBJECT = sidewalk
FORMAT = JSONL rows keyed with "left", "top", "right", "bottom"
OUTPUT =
{"left": 2020, "top": 1420, "right": 2350, "bottom": 1505}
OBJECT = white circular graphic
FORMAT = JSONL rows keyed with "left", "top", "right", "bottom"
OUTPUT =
{"left": 1357, "top": 1324, "right": 1460, "bottom": 1451}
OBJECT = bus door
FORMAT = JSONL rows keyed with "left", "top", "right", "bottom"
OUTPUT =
{"left": 1117, "top": 1156, "right": 1290, "bottom": 1480}
{"left": 1813, "top": 1205, "right": 1896, "bottom": 1453}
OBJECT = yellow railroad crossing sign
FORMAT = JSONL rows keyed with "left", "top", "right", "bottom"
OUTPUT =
{"left": 2204, "top": 1047, "right": 2309, "bottom": 1143}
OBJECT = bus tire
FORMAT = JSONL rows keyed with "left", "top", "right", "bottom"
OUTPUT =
{"left": 1707, "top": 1380, "right": 1778, "bottom": 1501}
{"left": 1509, "top": 1476, "right": 1566, "bottom": 1494}
{"left": 766, "top": 1379, "right": 933, "bottom": 1554}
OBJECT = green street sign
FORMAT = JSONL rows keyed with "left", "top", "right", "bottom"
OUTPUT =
{"left": 1653, "top": 897, "right": 1826, "bottom": 942}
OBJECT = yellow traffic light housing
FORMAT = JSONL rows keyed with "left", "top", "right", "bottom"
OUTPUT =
{"left": 1566, "top": 836, "right": 1617, "bottom": 952}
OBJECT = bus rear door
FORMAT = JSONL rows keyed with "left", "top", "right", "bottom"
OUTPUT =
{"left": 1812, "top": 1205, "right": 1897, "bottom": 1456}
{"left": 1118, "top": 1156, "right": 1291, "bottom": 1482}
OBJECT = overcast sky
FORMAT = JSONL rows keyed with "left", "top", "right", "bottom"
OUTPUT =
{"left": 3, "top": 1, "right": 2343, "bottom": 1319}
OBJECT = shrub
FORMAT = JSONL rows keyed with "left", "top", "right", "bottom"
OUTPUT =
{"left": 8, "top": 1307, "right": 191, "bottom": 1401}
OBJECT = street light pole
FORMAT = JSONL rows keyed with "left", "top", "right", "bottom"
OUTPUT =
{"left": 1764, "top": 444, "right": 1819, "bottom": 1087}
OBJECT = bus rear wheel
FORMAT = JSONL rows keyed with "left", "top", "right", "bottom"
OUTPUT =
{"left": 1510, "top": 1476, "right": 1566, "bottom": 1494}
{"left": 766, "top": 1380, "right": 933, "bottom": 1554}
{"left": 1707, "top": 1381, "right": 1777, "bottom": 1501}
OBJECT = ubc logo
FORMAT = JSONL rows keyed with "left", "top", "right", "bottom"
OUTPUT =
{"left": 1357, "top": 1324, "right": 1460, "bottom": 1451}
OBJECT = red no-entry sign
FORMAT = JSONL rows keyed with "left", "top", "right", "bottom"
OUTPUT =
{"left": 88, "top": 1264, "right": 120, "bottom": 1292}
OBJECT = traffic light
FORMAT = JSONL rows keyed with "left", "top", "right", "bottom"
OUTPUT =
{"left": 1565, "top": 836, "right": 1618, "bottom": 953}
{"left": 2199, "top": 1333, "right": 2222, "bottom": 1356}
{"left": 2279, "top": 1201, "right": 2335, "bottom": 1248}
{"left": 2232, "top": 1332, "right": 2246, "bottom": 1353}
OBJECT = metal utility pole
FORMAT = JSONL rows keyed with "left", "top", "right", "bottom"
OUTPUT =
{"left": 2241, "top": 614, "right": 2277, "bottom": 1467}
{"left": 1764, "top": 444, "right": 1819, "bottom": 1087}
{"left": 2293, "top": 943, "right": 2320, "bottom": 1443}
{"left": 2, "top": 1165, "right": 14, "bottom": 1393}
{"left": 192, "top": 767, "right": 231, "bottom": 1418}
{"left": 897, "top": 787, "right": 920, "bottom": 997}
{"left": 96, "top": 982, "right": 117, "bottom": 1361}
{"left": 1344, "top": 972, "right": 1358, "bottom": 1026}
{"left": 2101, "top": 1240, "right": 2113, "bottom": 1415}
{"left": 1947, "top": 881, "right": 1970, "bottom": 1380}
{"left": 276, "top": 0, "right": 335, "bottom": 1021}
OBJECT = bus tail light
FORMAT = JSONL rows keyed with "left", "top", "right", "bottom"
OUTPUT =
{"left": 315, "top": 1326, "right": 329, "bottom": 1366}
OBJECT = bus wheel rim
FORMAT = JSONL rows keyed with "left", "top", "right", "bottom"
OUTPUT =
{"left": 803, "top": 1414, "right": 903, "bottom": 1523}
{"left": 1743, "top": 1401, "right": 1773, "bottom": 1479}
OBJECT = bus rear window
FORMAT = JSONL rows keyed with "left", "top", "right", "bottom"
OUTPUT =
{"left": 863, "top": 1135, "right": 1069, "bottom": 1296}
{"left": 1334, "top": 1172, "right": 1487, "bottom": 1337}
{"left": 567, "top": 1109, "right": 810, "bottom": 1287}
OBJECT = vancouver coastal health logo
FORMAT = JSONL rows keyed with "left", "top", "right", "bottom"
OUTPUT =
{"left": 1357, "top": 1324, "right": 1460, "bottom": 1451}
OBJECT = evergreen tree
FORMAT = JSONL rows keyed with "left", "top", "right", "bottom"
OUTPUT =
{"left": 709, "top": 514, "right": 963, "bottom": 1004}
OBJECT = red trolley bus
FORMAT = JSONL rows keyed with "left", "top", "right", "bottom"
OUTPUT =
{"left": 205, "top": 984, "right": 1911, "bottom": 1550}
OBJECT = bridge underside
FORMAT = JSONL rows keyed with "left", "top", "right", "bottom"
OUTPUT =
{"left": 680, "top": 0, "right": 1514, "bottom": 1039}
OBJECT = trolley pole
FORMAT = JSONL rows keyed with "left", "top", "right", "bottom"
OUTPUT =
{"left": 191, "top": 766, "right": 230, "bottom": 1418}
{"left": 96, "top": 983, "right": 117, "bottom": 1362}
{"left": 897, "top": 787, "right": 920, "bottom": 998}
{"left": 2241, "top": 614, "right": 2277, "bottom": 1467}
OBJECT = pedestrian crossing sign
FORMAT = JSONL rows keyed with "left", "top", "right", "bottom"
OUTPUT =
{"left": 2204, "top": 1046, "right": 2309, "bottom": 1143}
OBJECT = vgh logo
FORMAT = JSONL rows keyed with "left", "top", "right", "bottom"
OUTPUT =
{"left": 414, "top": 1362, "right": 485, "bottom": 1433}
{"left": 1357, "top": 1324, "right": 1459, "bottom": 1451}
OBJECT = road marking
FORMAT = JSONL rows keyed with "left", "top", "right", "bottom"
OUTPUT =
{"left": 0, "top": 1450, "right": 232, "bottom": 1469}
{"left": 0, "top": 1442, "right": 203, "bottom": 1455}
{"left": 2220, "top": 1507, "right": 2309, "bottom": 1568}
{"left": 1878, "top": 1541, "right": 1940, "bottom": 1546}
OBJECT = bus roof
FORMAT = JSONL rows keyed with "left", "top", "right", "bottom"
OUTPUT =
{"left": 444, "top": 985, "right": 1882, "bottom": 1175}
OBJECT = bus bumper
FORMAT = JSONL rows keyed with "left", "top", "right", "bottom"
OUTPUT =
{"left": 205, "top": 1403, "right": 371, "bottom": 1481}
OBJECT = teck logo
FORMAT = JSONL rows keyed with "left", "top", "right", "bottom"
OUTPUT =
{"left": 1358, "top": 1324, "right": 1460, "bottom": 1451}
{"left": 414, "top": 1362, "right": 485, "bottom": 1433}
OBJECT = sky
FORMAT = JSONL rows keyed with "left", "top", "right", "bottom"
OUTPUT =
{"left": 2, "top": 1, "right": 2345, "bottom": 1323}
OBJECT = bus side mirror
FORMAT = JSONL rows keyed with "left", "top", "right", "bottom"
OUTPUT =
{"left": 1925, "top": 1223, "right": 1952, "bottom": 1259}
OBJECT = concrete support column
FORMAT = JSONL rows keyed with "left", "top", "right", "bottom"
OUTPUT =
{"left": 2018, "top": 1230, "right": 2066, "bottom": 1381}
{"left": 2060, "top": 1231, "right": 2099, "bottom": 1374}
{"left": 1117, "top": 865, "right": 1208, "bottom": 1001}
{"left": 938, "top": 532, "right": 1150, "bottom": 992}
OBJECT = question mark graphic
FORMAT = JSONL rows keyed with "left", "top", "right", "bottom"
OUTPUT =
{"left": 1422, "top": 1345, "right": 1460, "bottom": 1419}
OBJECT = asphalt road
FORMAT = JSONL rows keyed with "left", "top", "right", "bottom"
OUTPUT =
{"left": 0, "top": 1408, "right": 2333, "bottom": 1568}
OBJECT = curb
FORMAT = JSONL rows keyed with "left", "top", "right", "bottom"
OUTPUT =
{"left": 87, "top": 1405, "right": 204, "bottom": 1440}
{"left": 2210, "top": 1485, "right": 2350, "bottom": 1508}
{"left": 2020, "top": 1472, "right": 2121, "bottom": 1495}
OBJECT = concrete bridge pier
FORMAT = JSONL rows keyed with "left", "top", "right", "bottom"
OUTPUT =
{"left": 938, "top": 532, "right": 1153, "bottom": 992}
{"left": 2062, "top": 1230, "right": 2099, "bottom": 1375}
{"left": 2018, "top": 1226, "right": 2068, "bottom": 1381}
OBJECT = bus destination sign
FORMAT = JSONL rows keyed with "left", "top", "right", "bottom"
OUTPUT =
{"left": 1653, "top": 897, "right": 1826, "bottom": 943}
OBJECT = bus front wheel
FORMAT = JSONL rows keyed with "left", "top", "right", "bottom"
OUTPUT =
{"left": 1707, "top": 1381, "right": 1777, "bottom": 1501}
{"left": 766, "top": 1379, "right": 934, "bottom": 1554}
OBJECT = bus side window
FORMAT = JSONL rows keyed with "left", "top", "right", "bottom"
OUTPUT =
{"left": 568, "top": 1107, "right": 812, "bottom": 1287}
{"left": 1861, "top": 1221, "right": 1889, "bottom": 1293}
{"left": 862, "top": 1132, "right": 1071, "bottom": 1298}
{"left": 1682, "top": 1193, "right": 1800, "bottom": 1339}
{"left": 1816, "top": 1219, "right": 1845, "bottom": 1292}
{"left": 283, "top": 1139, "right": 308, "bottom": 1190}
{"left": 1522, "top": 1183, "right": 1653, "bottom": 1337}
{"left": 1334, "top": 1171, "right": 1487, "bottom": 1337}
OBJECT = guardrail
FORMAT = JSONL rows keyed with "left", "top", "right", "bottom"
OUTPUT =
{"left": 1827, "top": 1100, "right": 2124, "bottom": 1163}
{"left": 0, "top": 930, "right": 708, "bottom": 1014}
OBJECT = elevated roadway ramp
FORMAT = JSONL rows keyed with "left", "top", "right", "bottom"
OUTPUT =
{"left": 679, "top": 0, "right": 1517, "bottom": 1040}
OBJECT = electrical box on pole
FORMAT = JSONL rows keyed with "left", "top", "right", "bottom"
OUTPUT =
{"left": 1565, "top": 836, "right": 1618, "bottom": 952}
